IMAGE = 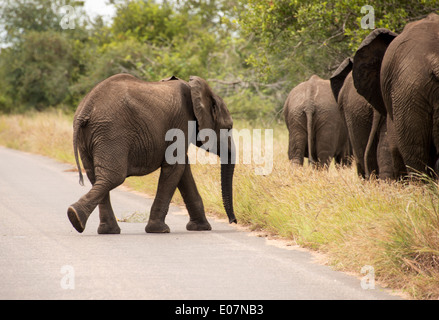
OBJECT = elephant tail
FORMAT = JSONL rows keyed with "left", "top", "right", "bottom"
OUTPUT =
{"left": 73, "top": 118, "right": 84, "bottom": 186}
{"left": 306, "top": 111, "right": 314, "bottom": 165}
{"left": 364, "top": 110, "right": 382, "bottom": 178}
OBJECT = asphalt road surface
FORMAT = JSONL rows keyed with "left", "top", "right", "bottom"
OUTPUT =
{"left": 0, "top": 146, "right": 401, "bottom": 300}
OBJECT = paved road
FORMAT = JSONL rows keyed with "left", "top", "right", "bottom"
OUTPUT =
{"left": 0, "top": 146, "right": 400, "bottom": 299}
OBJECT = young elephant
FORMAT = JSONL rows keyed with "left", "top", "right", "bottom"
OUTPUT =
{"left": 68, "top": 74, "right": 236, "bottom": 234}
{"left": 284, "top": 75, "right": 350, "bottom": 167}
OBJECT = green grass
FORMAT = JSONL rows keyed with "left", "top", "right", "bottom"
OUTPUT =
{"left": 1, "top": 110, "right": 439, "bottom": 299}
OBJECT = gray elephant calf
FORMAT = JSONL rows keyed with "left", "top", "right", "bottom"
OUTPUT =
{"left": 68, "top": 74, "right": 236, "bottom": 234}
{"left": 284, "top": 75, "right": 350, "bottom": 167}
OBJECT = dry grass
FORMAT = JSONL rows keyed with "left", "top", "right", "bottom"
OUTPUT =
{"left": 0, "top": 110, "right": 75, "bottom": 163}
{"left": 1, "top": 110, "right": 439, "bottom": 299}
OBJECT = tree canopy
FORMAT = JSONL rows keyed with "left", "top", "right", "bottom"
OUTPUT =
{"left": 239, "top": 0, "right": 439, "bottom": 84}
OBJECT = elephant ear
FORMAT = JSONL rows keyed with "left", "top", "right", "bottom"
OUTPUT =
{"left": 330, "top": 57, "right": 353, "bottom": 102}
{"left": 189, "top": 76, "right": 233, "bottom": 145}
{"left": 188, "top": 76, "right": 216, "bottom": 134}
{"left": 353, "top": 28, "right": 398, "bottom": 116}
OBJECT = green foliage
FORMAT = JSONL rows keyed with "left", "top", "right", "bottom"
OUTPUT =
{"left": 0, "top": 0, "right": 267, "bottom": 115}
{"left": 1, "top": 31, "right": 75, "bottom": 110}
{"left": 238, "top": 0, "right": 439, "bottom": 86}
{"left": 0, "top": 0, "right": 90, "bottom": 112}
{"left": 68, "top": 0, "right": 256, "bottom": 113}
{"left": 224, "top": 89, "right": 278, "bottom": 122}
{"left": 0, "top": 0, "right": 87, "bottom": 43}
{"left": 1, "top": 0, "right": 437, "bottom": 116}
{"left": 111, "top": 1, "right": 189, "bottom": 46}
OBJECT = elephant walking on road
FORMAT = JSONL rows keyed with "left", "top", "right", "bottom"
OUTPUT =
{"left": 284, "top": 75, "right": 350, "bottom": 167}
{"left": 68, "top": 74, "right": 236, "bottom": 234}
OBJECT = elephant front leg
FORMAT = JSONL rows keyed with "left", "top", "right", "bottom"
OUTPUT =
{"left": 145, "top": 164, "right": 185, "bottom": 233}
{"left": 177, "top": 164, "right": 211, "bottom": 231}
{"left": 145, "top": 197, "right": 173, "bottom": 233}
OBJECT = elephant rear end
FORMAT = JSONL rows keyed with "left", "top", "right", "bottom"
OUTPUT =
{"left": 284, "top": 81, "right": 312, "bottom": 166}
{"left": 284, "top": 75, "right": 349, "bottom": 168}
{"left": 381, "top": 14, "right": 439, "bottom": 175}
{"left": 73, "top": 74, "right": 192, "bottom": 181}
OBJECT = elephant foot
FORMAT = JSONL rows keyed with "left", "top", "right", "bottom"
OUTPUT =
{"left": 290, "top": 159, "right": 303, "bottom": 167}
{"left": 67, "top": 205, "right": 87, "bottom": 233}
{"left": 186, "top": 219, "right": 212, "bottom": 231}
{"left": 145, "top": 220, "right": 170, "bottom": 233}
{"left": 98, "top": 222, "right": 121, "bottom": 234}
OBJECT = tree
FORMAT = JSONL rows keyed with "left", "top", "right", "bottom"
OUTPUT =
{"left": 238, "top": 0, "right": 439, "bottom": 85}
{"left": 2, "top": 31, "right": 75, "bottom": 110}
{"left": 0, "top": 0, "right": 91, "bottom": 112}
{"left": 0, "top": 0, "right": 87, "bottom": 44}
{"left": 0, "top": 0, "right": 279, "bottom": 117}
{"left": 89, "top": 0, "right": 245, "bottom": 82}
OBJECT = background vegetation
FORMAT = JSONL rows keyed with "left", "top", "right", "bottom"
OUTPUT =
{"left": 1, "top": 0, "right": 439, "bottom": 299}
{"left": 2, "top": 0, "right": 437, "bottom": 117}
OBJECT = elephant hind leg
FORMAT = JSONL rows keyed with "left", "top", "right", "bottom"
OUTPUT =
{"left": 68, "top": 166, "right": 126, "bottom": 233}
{"left": 315, "top": 144, "right": 333, "bottom": 169}
{"left": 67, "top": 206, "right": 88, "bottom": 233}
{"left": 97, "top": 193, "right": 121, "bottom": 234}
{"left": 287, "top": 123, "right": 306, "bottom": 166}
{"left": 393, "top": 100, "right": 431, "bottom": 176}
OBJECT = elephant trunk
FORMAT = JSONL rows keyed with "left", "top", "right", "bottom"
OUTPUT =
{"left": 221, "top": 150, "right": 237, "bottom": 224}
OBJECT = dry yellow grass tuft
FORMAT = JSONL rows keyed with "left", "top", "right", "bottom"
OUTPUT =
{"left": 1, "top": 111, "right": 438, "bottom": 299}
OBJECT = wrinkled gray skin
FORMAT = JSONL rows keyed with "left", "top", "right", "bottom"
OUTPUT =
{"left": 68, "top": 74, "right": 236, "bottom": 234}
{"left": 353, "top": 13, "right": 439, "bottom": 178}
{"left": 330, "top": 58, "right": 393, "bottom": 179}
{"left": 284, "top": 75, "right": 350, "bottom": 167}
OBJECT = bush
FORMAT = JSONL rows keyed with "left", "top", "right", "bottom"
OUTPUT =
{"left": 1, "top": 31, "right": 75, "bottom": 112}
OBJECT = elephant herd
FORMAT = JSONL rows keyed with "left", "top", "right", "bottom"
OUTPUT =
{"left": 68, "top": 13, "right": 438, "bottom": 235}
{"left": 284, "top": 13, "right": 439, "bottom": 181}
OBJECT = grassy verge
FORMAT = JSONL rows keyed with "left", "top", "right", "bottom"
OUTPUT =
{"left": 1, "top": 110, "right": 438, "bottom": 299}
